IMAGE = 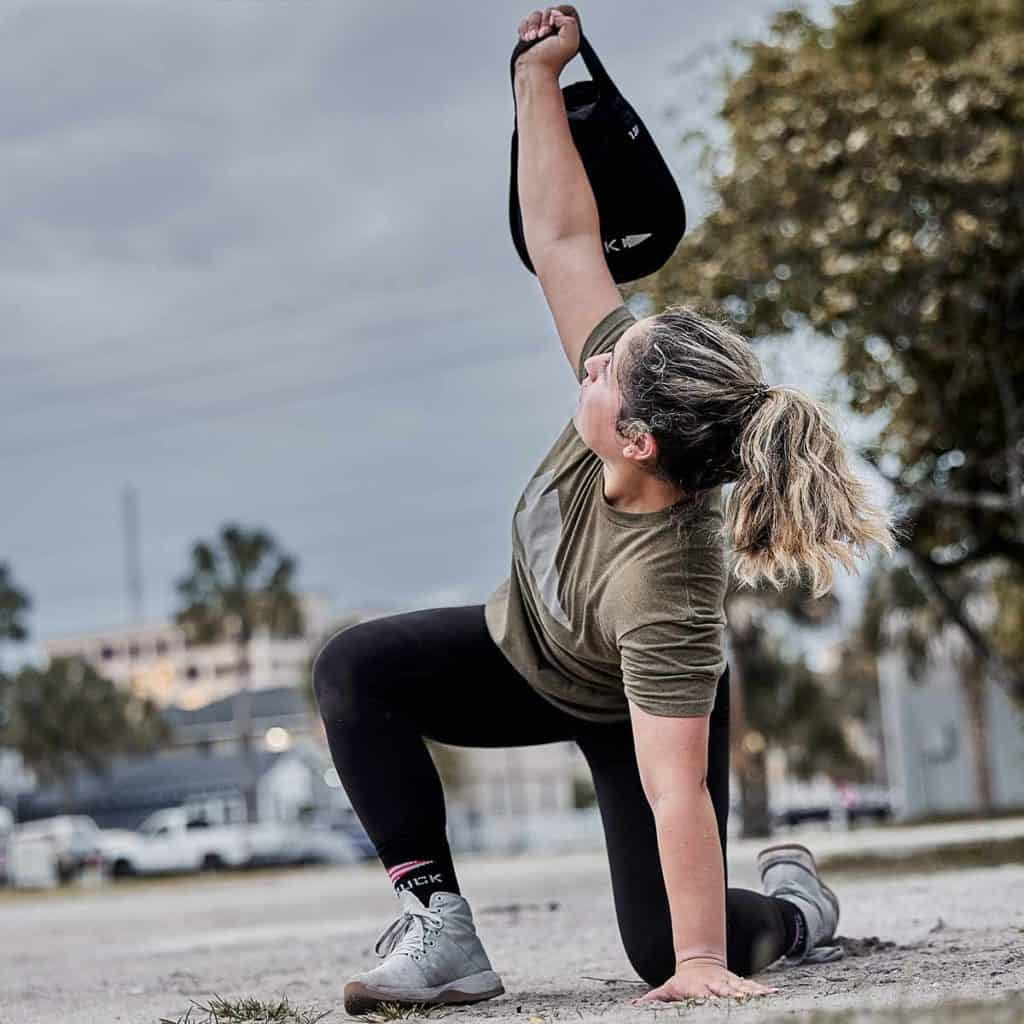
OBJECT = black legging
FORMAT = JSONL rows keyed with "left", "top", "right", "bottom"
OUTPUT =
{"left": 312, "top": 604, "right": 790, "bottom": 985}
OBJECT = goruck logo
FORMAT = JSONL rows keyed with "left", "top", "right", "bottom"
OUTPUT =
{"left": 604, "top": 233, "right": 653, "bottom": 254}
{"left": 389, "top": 859, "right": 441, "bottom": 891}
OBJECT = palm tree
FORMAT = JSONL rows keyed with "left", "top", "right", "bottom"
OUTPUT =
{"left": 175, "top": 524, "right": 304, "bottom": 822}
{"left": 0, "top": 563, "right": 31, "bottom": 676}
{"left": 10, "top": 657, "right": 170, "bottom": 812}
{"left": 0, "top": 563, "right": 32, "bottom": 818}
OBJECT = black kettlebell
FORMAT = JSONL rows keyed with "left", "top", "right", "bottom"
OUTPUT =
{"left": 509, "top": 16, "right": 686, "bottom": 283}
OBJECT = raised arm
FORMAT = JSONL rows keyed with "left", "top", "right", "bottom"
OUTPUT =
{"left": 514, "top": 8, "right": 622, "bottom": 373}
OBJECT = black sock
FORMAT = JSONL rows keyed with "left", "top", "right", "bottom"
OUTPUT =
{"left": 776, "top": 897, "right": 807, "bottom": 956}
{"left": 380, "top": 840, "right": 460, "bottom": 906}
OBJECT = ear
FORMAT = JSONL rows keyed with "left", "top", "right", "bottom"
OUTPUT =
{"left": 623, "top": 432, "right": 659, "bottom": 465}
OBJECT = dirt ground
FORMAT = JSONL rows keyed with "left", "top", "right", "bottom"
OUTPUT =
{"left": 2, "top": 848, "right": 1023, "bottom": 1024}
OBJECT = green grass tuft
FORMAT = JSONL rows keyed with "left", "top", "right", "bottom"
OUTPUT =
{"left": 159, "top": 993, "right": 331, "bottom": 1024}
{"left": 346, "top": 1003, "right": 449, "bottom": 1021}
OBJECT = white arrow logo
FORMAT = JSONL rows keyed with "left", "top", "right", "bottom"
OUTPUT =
{"left": 604, "top": 233, "right": 653, "bottom": 253}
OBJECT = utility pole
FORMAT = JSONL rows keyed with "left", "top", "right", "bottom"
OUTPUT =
{"left": 122, "top": 486, "right": 144, "bottom": 624}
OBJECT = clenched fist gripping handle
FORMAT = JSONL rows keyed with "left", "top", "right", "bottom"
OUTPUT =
{"left": 509, "top": 25, "right": 686, "bottom": 284}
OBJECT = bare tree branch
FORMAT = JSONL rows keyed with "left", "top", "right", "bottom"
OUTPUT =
{"left": 983, "top": 335, "right": 1024, "bottom": 522}
{"left": 907, "top": 549, "right": 1024, "bottom": 703}
{"left": 904, "top": 487, "right": 1015, "bottom": 513}
{"left": 859, "top": 448, "right": 1015, "bottom": 514}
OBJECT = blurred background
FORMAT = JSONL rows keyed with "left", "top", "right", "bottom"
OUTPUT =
{"left": 2, "top": 0, "right": 1023, "bottom": 892}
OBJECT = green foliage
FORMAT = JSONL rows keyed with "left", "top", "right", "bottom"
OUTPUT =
{"left": 991, "top": 570, "right": 1024, "bottom": 661}
{"left": 629, "top": 0, "right": 1024, "bottom": 701}
{"left": 3, "top": 657, "right": 170, "bottom": 793}
{"left": 859, "top": 563, "right": 934, "bottom": 680}
{"left": 728, "top": 585, "right": 869, "bottom": 781}
{"left": 160, "top": 993, "right": 330, "bottom": 1024}
{"left": 631, "top": 0, "right": 1024, "bottom": 572}
{"left": 0, "top": 562, "right": 31, "bottom": 646}
{"left": 175, "top": 524, "right": 304, "bottom": 645}
{"left": 351, "top": 1003, "right": 449, "bottom": 1021}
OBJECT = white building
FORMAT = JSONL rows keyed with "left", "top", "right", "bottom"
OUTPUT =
{"left": 879, "top": 639, "right": 1024, "bottom": 819}
{"left": 37, "top": 601, "right": 594, "bottom": 845}
{"left": 43, "top": 593, "right": 333, "bottom": 709}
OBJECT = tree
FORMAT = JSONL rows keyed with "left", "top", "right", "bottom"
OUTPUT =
{"left": 0, "top": 563, "right": 32, "bottom": 815}
{"left": 0, "top": 562, "right": 31, "bottom": 674}
{"left": 175, "top": 523, "right": 304, "bottom": 822}
{"left": 727, "top": 584, "right": 867, "bottom": 836}
{"left": 626, "top": 0, "right": 1024, "bottom": 699}
{"left": 5, "top": 657, "right": 169, "bottom": 813}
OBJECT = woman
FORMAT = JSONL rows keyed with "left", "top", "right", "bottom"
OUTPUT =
{"left": 313, "top": 6, "right": 894, "bottom": 1014}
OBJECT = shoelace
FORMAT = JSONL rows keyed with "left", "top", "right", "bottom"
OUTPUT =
{"left": 373, "top": 901, "right": 445, "bottom": 961}
{"left": 771, "top": 884, "right": 845, "bottom": 965}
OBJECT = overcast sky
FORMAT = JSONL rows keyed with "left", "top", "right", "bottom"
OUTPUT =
{"left": 4, "top": 0, "right": 849, "bottom": 659}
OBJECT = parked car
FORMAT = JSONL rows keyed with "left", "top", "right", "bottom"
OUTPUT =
{"left": 302, "top": 809, "right": 376, "bottom": 861}
{"left": 288, "top": 821, "right": 371, "bottom": 865}
{"left": 771, "top": 784, "right": 893, "bottom": 829}
{"left": 0, "top": 806, "right": 13, "bottom": 885}
{"left": 837, "top": 783, "right": 893, "bottom": 824}
{"left": 99, "top": 806, "right": 364, "bottom": 877}
{"left": 100, "top": 807, "right": 252, "bottom": 878}
{"left": 10, "top": 815, "right": 105, "bottom": 884}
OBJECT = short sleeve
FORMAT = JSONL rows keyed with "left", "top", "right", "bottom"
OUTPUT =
{"left": 613, "top": 539, "right": 728, "bottom": 718}
{"left": 618, "top": 610, "right": 726, "bottom": 718}
{"left": 577, "top": 305, "right": 636, "bottom": 381}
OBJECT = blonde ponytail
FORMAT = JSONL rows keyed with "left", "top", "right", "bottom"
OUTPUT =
{"left": 725, "top": 386, "right": 895, "bottom": 597}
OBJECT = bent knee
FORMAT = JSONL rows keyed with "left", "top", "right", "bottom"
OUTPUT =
{"left": 311, "top": 622, "right": 377, "bottom": 721}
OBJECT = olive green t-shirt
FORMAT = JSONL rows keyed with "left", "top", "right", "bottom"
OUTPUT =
{"left": 484, "top": 304, "right": 728, "bottom": 722}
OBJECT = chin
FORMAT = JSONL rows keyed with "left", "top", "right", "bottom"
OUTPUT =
{"left": 572, "top": 418, "right": 594, "bottom": 450}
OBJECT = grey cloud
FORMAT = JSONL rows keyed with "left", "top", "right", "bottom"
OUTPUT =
{"left": 4, "top": 0, "right": 832, "bottom": 652}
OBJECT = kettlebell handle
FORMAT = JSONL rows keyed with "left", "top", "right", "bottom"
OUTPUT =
{"left": 509, "top": 28, "right": 614, "bottom": 94}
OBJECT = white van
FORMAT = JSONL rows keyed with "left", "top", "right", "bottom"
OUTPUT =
{"left": 11, "top": 815, "right": 105, "bottom": 885}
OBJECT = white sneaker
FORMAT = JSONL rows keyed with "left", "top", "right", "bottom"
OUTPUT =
{"left": 756, "top": 843, "right": 844, "bottom": 965}
{"left": 343, "top": 889, "right": 505, "bottom": 1015}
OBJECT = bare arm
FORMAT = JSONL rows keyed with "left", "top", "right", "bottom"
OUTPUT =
{"left": 630, "top": 706, "right": 727, "bottom": 963}
{"left": 630, "top": 702, "right": 777, "bottom": 1002}
{"left": 514, "top": 61, "right": 600, "bottom": 250}
{"left": 512, "top": 9, "right": 620, "bottom": 374}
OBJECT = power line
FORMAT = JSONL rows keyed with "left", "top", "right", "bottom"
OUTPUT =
{"left": 3, "top": 294, "right": 504, "bottom": 418}
{"left": 0, "top": 339, "right": 555, "bottom": 460}
{"left": 1, "top": 266, "right": 512, "bottom": 386}
{"left": 3, "top": 295, "right": 510, "bottom": 420}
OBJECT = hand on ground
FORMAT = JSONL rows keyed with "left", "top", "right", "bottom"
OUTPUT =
{"left": 631, "top": 958, "right": 778, "bottom": 1004}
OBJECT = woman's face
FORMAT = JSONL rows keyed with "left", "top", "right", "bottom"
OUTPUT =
{"left": 573, "top": 318, "right": 649, "bottom": 458}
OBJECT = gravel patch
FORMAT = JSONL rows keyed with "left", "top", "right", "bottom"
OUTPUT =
{"left": 2, "top": 851, "right": 1022, "bottom": 1023}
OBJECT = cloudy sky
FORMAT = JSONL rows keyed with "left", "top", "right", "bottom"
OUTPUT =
{"left": 4, "top": 0, "right": 846, "bottom": 658}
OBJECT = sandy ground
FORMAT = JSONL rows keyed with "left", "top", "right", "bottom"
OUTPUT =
{"left": 2, "top": 847, "right": 1023, "bottom": 1024}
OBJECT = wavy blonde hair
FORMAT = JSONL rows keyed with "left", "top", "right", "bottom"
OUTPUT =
{"left": 616, "top": 304, "right": 895, "bottom": 597}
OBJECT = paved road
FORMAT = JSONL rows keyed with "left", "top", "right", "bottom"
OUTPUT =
{"left": 2, "top": 844, "right": 1022, "bottom": 1023}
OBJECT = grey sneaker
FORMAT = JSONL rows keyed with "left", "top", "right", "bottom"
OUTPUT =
{"left": 756, "top": 843, "right": 844, "bottom": 965}
{"left": 343, "top": 889, "right": 505, "bottom": 1015}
